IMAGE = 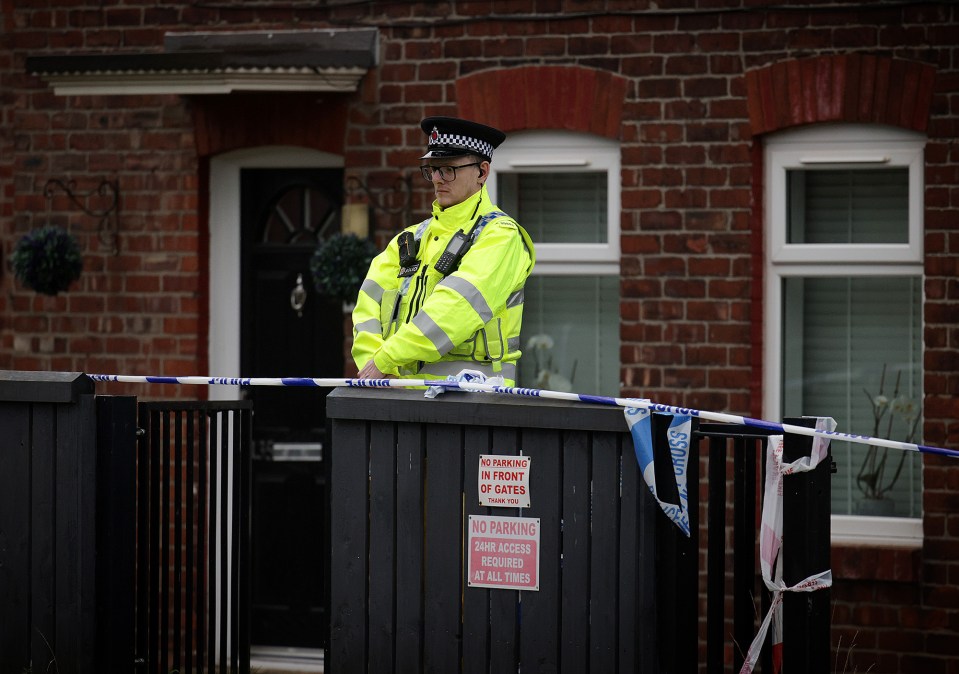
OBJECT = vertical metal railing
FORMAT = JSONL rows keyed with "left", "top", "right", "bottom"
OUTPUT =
{"left": 694, "top": 419, "right": 832, "bottom": 673}
{"left": 135, "top": 401, "right": 253, "bottom": 674}
{"left": 699, "top": 426, "right": 769, "bottom": 673}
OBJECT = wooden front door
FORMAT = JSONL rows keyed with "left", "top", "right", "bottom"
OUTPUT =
{"left": 240, "top": 167, "right": 343, "bottom": 650}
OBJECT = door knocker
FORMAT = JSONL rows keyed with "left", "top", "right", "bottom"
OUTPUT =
{"left": 290, "top": 273, "right": 307, "bottom": 318}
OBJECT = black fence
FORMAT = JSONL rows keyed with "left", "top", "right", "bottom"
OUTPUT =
{"left": 0, "top": 371, "right": 252, "bottom": 674}
{"left": 0, "top": 371, "right": 829, "bottom": 673}
{"left": 134, "top": 401, "right": 254, "bottom": 674}
{"left": 327, "top": 388, "right": 831, "bottom": 674}
{"left": 327, "top": 388, "right": 659, "bottom": 674}
{"left": 695, "top": 420, "right": 832, "bottom": 673}
{"left": 0, "top": 372, "right": 98, "bottom": 674}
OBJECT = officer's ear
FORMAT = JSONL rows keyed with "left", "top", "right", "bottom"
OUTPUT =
{"left": 477, "top": 160, "right": 491, "bottom": 182}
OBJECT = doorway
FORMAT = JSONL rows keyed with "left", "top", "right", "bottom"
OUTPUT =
{"left": 240, "top": 166, "right": 343, "bottom": 654}
{"left": 209, "top": 148, "right": 345, "bottom": 662}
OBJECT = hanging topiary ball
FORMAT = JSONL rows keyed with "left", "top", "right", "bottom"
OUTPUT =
{"left": 309, "top": 233, "right": 377, "bottom": 300}
{"left": 11, "top": 225, "right": 84, "bottom": 296}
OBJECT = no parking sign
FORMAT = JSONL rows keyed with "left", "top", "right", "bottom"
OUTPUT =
{"left": 467, "top": 515, "right": 540, "bottom": 591}
{"left": 477, "top": 454, "right": 531, "bottom": 508}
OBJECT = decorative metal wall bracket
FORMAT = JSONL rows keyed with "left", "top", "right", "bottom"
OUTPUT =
{"left": 345, "top": 172, "right": 413, "bottom": 231}
{"left": 43, "top": 178, "right": 121, "bottom": 255}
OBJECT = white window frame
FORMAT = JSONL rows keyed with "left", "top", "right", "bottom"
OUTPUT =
{"left": 487, "top": 130, "right": 620, "bottom": 276}
{"left": 488, "top": 130, "right": 621, "bottom": 396}
{"left": 763, "top": 124, "right": 925, "bottom": 546}
{"left": 767, "top": 125, "right": 924, "bottom": 265}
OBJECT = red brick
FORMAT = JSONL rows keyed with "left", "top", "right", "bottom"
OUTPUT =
{"left": 591, "top": 15, "right": 634, "bottom": 34}
{"left": 622, "top": 279, "right": 662, "bottom": 298}
{"left": 640, "top": 301, "right": 683, "bottom": 321}
{"left": 900, "top": 655, "right": 949, "bottom": 674}
{"left": 483, "top": 37, "right": 524, "bottom": 58}
{"left": 621, "top": 235, "right": 661, "bottom": 255}
{"left": 638, "top": 78, "right": 681, "bottom": 99}
{"left": 639, "top": 167, "right": 682, "bottom": 186}
{"left": 665, "top": 188, "right": 706, "bottom": 208}
{"left": 708, "top": 279, "right": 749, "bottom": 299}
{"left": 689, "top": 257, "right": 729, "bottom": 277}
{"left": 404, "top": 40, "right": 442, "bottom": 60}
{"left": 640, "top": 123, "right": 682, "bottom": 143}
{"left": 621, "top": 188, "right": 662, "bottom": 209}
{"left": 664, "top": 145, "right": 706, "bottom": 165}
{"left": 645, "top": 256, "right": 686, "bottom": 276}
{"left": 664, "top": 368, "right": 706, "bottom": 388}
{"left": 664, "top": 279, "right": 705, "bottom": 298}
{"left": 665, "top": 55, "right": 708, "bottom": 76}
{"left": 663, "top": 323, "right": 706, "bottom": 344}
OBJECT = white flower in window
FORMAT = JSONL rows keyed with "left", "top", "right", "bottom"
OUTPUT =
{"left": 526, "top": 333, "right": 575, "bottom": 392}
{"left": 526, "top": 334, "right": 554, "bottom": 352}
{"left": 857, "top": 365, "right": 922, "bottom": 512}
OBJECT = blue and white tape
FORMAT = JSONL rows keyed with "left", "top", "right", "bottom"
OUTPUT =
{"left": 624, "top": 405, "right": 693, "bottom": 536}
{"left": 87, "top": 373, "right": 959, "bottom": 460}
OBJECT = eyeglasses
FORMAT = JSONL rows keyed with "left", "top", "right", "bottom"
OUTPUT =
{"left": 420, "top": 162, "right": 481, "bottom": 182}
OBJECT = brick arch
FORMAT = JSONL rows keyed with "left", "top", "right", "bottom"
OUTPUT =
{"left": 192, "top": 93, "right": 348, "bottom": 158}
{"left": 745, "top": 54, "right": 936, "bottom": 136}
{"left": 455, "top": 65, "right": 628, "bottom": 139}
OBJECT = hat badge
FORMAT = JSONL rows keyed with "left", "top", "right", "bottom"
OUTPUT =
{"left": 430, "top": 127, "right": 439, "bottom": 143}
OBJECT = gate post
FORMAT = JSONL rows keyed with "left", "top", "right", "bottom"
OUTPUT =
{"left": 95, "top": 395, "right": 138, "bottom": 672}
{"left": 782, "top": 417, "right": 832, "bottom": 672}
{"left": 0, "top": 371, "right": 97, "bottom": 674}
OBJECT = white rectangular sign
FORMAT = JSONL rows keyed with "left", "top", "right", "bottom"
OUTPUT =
{"left": 467, "top": 515, "right": 540, "bottom": 591}
{"left": 477, "top": 454, "right": 531, "bottom": 508}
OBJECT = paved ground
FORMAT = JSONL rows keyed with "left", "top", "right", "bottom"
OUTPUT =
{"left": 251, "top": 647, "right": 324, "bottom": 673}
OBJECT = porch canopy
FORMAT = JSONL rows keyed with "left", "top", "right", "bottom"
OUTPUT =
{"left": 25, "top": 28, "right": 378, "bottom": 95}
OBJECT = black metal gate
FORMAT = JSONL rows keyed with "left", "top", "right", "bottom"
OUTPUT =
{"left": 135, "top": 401, "right": 254, "bottom": 674}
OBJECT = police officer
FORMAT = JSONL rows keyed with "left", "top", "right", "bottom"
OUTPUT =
{"left": 352, "top": 116, "right": 535, "bottom": 385}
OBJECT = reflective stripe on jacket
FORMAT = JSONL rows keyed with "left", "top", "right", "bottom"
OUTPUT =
{"left": 351, "top": 184, "right": 535, "bottom": 385}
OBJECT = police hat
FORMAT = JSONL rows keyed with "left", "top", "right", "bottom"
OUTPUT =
{"left": 420, "top": 116, "right": 506, "bottom": 163}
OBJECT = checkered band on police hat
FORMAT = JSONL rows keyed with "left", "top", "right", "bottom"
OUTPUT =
{"left": 419, "top": 116, "right": 506, "bottom": 162}
{"left": 428, "top": 128, "right": 493, "bottom": 160}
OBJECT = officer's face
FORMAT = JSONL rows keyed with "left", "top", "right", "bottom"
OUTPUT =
{"left": 425, "top": 158, "right": 488, "bottom": 208}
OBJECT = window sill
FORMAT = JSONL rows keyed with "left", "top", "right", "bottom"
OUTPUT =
{"left": 831, "top": 514, "right": 922, "bottom": 548}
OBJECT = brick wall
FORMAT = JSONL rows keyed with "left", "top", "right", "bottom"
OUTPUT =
{"left": 1, "top": 0, "right": 202, "bottom": 397}
{"left": 1, "top": 1, "right": 957, "bottom": 670}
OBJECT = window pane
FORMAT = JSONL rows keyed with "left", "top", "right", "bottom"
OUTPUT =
{"left": 787, "top": 168, "right": 909, "bottom": 244}
{"left": 518, "top": 275, "right": 619, "bottom": 396}
{"left": 781, "top": 275, "right": 922, "bottom": 517}
{"left": 498, "top": 172, "right": 608, "bottom": 244}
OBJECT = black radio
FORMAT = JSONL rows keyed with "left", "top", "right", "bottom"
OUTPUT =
{"left": 434, "top": 229, "right": 472, "bottom": 275}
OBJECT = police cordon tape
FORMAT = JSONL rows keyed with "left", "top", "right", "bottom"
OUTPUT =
{"left": 740, "top": 418, "right": 834, "bottom": 674}
{"left": 88, "top": 373, "right": 959, "bottom": 460}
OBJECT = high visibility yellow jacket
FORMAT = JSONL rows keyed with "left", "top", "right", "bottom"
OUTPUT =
{"left": 352, "top": 185, "right": 535, "bottom": 385}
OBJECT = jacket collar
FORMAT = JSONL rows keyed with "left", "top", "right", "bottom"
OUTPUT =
{"left": 430, "top": 184, "right": 490, "bottom": 231}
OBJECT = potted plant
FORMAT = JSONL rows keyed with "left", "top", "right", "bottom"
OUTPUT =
{"left": 856, "top": 364, "right": 921, "bottom": 516}
{"left": 309, "top": 233, "right": 377, "bottom": 310}
{"left": 11, "top": 225, "right": 84, "bottom": 296}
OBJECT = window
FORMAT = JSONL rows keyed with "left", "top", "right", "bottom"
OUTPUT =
{"left": 488, "top": 131, "right": 620, "bottom": 396}
{"left": 764, "top": 125, "right": 924, "bottom": 545}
